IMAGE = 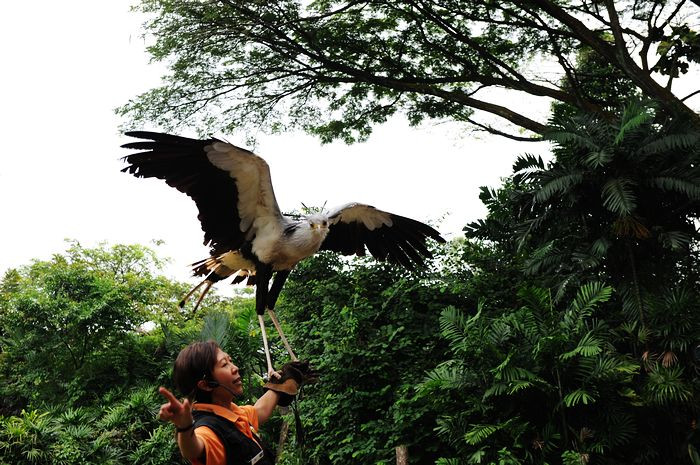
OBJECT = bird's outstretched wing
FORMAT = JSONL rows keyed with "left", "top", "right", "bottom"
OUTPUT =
{"left": 121, "top": 131, "right": 282, "bottom": 254}
{"left": 320, "top": 203, "right": 445, "bottom": 269}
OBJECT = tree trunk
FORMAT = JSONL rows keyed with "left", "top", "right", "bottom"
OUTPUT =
{"left": 276, "top": 420, "right": 290, "bottom": 464}
{"left": 396, "top": 445, "right": 408, "bottom": 465}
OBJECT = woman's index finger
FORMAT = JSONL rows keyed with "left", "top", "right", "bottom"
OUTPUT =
{"left": 158, "top": 386, "right": 181, "bottom": 405}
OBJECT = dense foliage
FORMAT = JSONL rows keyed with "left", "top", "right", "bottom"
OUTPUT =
{"left": 1, "top": 127, "right": 699, "bottom": 464}
{"left": 4, "top": 2, "right": 700, "bottom": 464}
{"left": 0, "top": 242, "right": 267, "bottom": 464}
{"left": 275, "top": 250, "right": 466, "bottom": 464}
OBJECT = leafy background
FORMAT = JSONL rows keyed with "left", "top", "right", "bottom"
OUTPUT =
{"left": 2, "top": 1, "right": 700, "bottom": 464}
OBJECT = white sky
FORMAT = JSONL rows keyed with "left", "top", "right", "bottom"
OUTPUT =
{"left": 1, "top": 2, "right": 555, "bottom": 286}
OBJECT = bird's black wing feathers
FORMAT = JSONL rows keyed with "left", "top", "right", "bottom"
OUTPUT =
{"left": 121, "top": 131, "right": 244, "bottom": 254}
{"left": 321, "top": 203, "right": 445, "bottom": 269}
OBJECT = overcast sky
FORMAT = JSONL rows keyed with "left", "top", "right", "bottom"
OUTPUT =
{"left": 0, "top": 2, "right": 554, "bottom": 287}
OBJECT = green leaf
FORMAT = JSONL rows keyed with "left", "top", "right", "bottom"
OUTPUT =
{"left": 583, "top": 149, "right": 612, "bottom": 167}
{"left": 465, "top": 424, "right": 500, "bottom": 445}
{"left": 570, "top": 282, "right": 613, "bottom": 317}
{"left": 650, "top": 176, "right": 700, "bottom": 200}
{"left": 615, "top": 100, "right": 654, "bottom": 144}
{"left": 601, "top": 178, "right": 637, "bottom": 215}
{"left": 636, "top": 132, "right": 700, "bottom": 156}
{"left": 563, "top": 388, "right": 596, "bottom": 407}
{"left": 560, "top": 331, "right": 603, "bottom": 360}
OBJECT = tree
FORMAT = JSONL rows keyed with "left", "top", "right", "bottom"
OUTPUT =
{"left": 0, "top": 242, "right": 181, "bottom": 409}
{"left": 421, "top": 282, "right": 700, "bottom": 465}
{"left": 121, "top": 0, "right": 699, "bottom": 142}
{"left": 473, "top": 99, "right": 700, "bottom": 296}
{"left": 456, "top": 88, "right": 700, "bottom": 462}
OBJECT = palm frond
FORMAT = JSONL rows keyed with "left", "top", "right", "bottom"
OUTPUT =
{"left": 560, "top": 331, "right": 603, "bottom": 360}
{"left": 546, "top": 130, "right": 600, "bottom": 151}
{"left": 604, "top": 412, "right": 637, "bottom": 448}
{"left": 513, "top": 153, "right": 546, "bottom": 184}
{"left": 636, "top": 132, "right": 700, "bottom": 156}
{"left": 563, "top": 388, "right": 596, "bottom": 407}
{"left": 439, "top": 304, "right": 483, "bottom": 349}
{"left": 649, "top": 176, "right": 700, "bottom": 200}
{"left": 200, "top": 311, "right": 230, "bottom": 349}
{"left": 569, "top": 282, "right": 612, "bottom": 318}
{"left": 601, "top": 178, "right": 637, "bottom": 215}
{"left": 644, "top": 365, "right": 692, "bottom": 405}
{"left": 513, "top": 153, "right": 545, "bottom": 172}
{"left": 657, "top": 230, "right": 692, "bottom": 250}
{"left": 464, "top": 424, "right": 500, "bottom": 445}
{"left": 517, "top": 286, "right": 551, "bottom": 314}
{"left": 615, "top": 100, "right": 654, "bottom": 145}
{"left": 583, "top": 149, "right": 612, "bottom": 168}
{"left": 589, "top": 238, "right": 611, "bottom": 257}
{"left": 422, "top": 360, "right": 468, "bottom": 389}
{"left": 534, "top": 170, "right": 584, "bottom": 203}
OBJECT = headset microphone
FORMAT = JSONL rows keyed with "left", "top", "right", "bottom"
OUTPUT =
{"left": 205, "top": 379, "right": 238, "bottom": 397}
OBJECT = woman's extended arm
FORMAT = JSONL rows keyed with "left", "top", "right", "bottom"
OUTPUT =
{"left": 158, "top": 386, "right": 205, "bottom": 461}
{"left": 254, "top": 389, "right": 280, "bottom": 425}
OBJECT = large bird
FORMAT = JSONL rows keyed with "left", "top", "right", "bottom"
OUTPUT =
{"left": 121, "top": 131, "right": 445, "bottom": 375}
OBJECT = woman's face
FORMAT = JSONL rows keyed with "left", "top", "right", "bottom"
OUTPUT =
{"left": 211, "top": 348, "right": 243, "bottom": 397}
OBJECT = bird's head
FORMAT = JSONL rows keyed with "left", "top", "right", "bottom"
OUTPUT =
{"left": 305, "top": 213, "right": 329, "bottom": 234}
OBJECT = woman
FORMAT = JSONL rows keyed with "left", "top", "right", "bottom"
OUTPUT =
{"left": 158, "top": 340, "right": 310, "bottom": 465}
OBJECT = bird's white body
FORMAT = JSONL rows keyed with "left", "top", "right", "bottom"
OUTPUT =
{"left": 205, "top": 215, "right": 330, "bottom": 274}
{"left": 253, "top": 215, "right": 330, "bottom": 270}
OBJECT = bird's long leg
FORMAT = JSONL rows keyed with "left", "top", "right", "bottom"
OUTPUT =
{"left": 255, "top": 265, "right": 278, "bottom": 379}
{"left": 267, "top": 308, "right": 298, "bottom": 361}
{"left": 257, "top": 314, "right": 275, "bottom": 377}
{"left": 265, "top": 270, "right": 298, "bottom": 360}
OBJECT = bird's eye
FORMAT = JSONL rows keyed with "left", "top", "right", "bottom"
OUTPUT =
{"left": 322, "top": 221, "right": 327, "bottom": 226}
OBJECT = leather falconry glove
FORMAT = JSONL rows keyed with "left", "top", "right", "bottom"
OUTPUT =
{"left": 263, "top": 361, "right": 319, "bottom": 407}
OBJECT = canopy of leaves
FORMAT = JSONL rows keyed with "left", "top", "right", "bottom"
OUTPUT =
{"left": 120, "top": 0, "right": 700, "bottom": 142}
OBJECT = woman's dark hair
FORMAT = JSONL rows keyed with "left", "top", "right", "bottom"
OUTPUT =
{"left": 173, "top": 340, "right": 220, "bottom": 403}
